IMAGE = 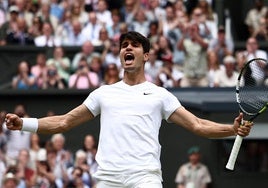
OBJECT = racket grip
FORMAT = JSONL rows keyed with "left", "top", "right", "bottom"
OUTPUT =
{"left": 225, "top": 135, "right": 243, "bottom": 170}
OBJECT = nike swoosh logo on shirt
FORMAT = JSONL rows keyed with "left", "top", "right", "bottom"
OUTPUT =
{"left": 143, "top": 92, "right": 152, "bottom": 95}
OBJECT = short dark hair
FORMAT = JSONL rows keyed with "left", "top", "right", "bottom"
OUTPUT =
{"left": 119, "top": 31, "right": 151, "bottom": 53}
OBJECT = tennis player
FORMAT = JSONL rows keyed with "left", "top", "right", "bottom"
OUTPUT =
{"left": 5, "top": 31, "right": 252, "bottom": 188}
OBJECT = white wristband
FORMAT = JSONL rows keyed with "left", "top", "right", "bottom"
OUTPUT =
{"left": 21, "top": 118, "right": 38, "bottom": 132}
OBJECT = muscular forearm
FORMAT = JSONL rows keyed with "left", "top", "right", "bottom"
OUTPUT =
{"left": 197, "top": 118, "right": 235, "bottom": 138}
{"left": 38, "top": 115, "right": 69, "bottom": 134}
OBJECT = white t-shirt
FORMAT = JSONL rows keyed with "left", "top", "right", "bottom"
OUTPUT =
{"left": 83, "top": 81, "right": 181, "bottom": 174}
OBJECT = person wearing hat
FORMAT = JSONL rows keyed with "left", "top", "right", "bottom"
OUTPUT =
{"left": 175, "top": 146, "right": 212, "bottom": 188}
{"left": 2, "top": 172, "right": 19, "bottom": 188}
{"left": 213, "top": 55, "right": 239, "bottom": 87}
{"left": 0, "top": 5, "right": 19, "bottom": 45}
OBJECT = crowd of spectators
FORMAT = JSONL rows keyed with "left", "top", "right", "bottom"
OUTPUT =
{"left": 0, "top": 104, "right": 99, "bottom": 188}
{"left": 1, "top": 0, "right": 268, "bottom": 90}
{"left": 1, "top": 0, "right": 268, "bottom": 187}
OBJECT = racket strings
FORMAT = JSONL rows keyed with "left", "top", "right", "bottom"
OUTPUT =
{"left": 239, "top": 60, "right": 268, "bottom": 115}
{"left": 239, "top": 58, "right": 268, "bottom": 115}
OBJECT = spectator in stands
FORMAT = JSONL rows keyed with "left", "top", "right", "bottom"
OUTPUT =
{"left": 206, "top": 50, "right": 223, "bottom": 88}
{"left": 235, "top": 51, "right": 247, "bottom": 72}
{"left": 16, "top": 148, "right": 36, "bottom": 187}
{"left": 54, "top": 9, "right": 72, "bottom": 45}
{"left": 61, "top": 19, "right": 85, "bottom": 46}
{"left": 34, "top": 22, "right": 61, "bottom": 47}
{"left": 0, "top": 157, "right": 6, "bottom": 188}
{"left": 92, "top": 27, "right": 111, "bottom": 47}
{"left": 5, "top": 104, "right": 31, "bottom": 164}
{"left": 252, "top": 16, "right": 268, "bottom": 41}
{"left": 96, "top": 0, "right": 113, "bottom": 28}
{"left": 34, "top": 148, "right": 59, "bottom": 188}
{"left": 208, "top": 25, "right": 234, "bottom": 65}
{"left": 173, "top": 0, "right": 187, "bottom": 16}
{"left": 120, "top": 0, "right": 140, "bottom": 24}
{"left": 15, "top": 0, "right": 34, "bottom": 28}
{"left": 166, "top": 10, "right": 187, "bottom": 66}
{"left": 72, "top": 40, "right": 101, "bottom": 72}
{"left": 0, "top": 5, "right": 6, "bottom": 28}
{"left": 36, "top": 2, "right": 58, "bottom": 32}
{"left": 156, "top": 54, "right": 184, "bottom": 88}
{"left": 102, "top": 63, "right": 121, "bottom": 85}
{"left": 84, "top": 0, "right": 98, "bottom": 12}
{"left": 68, "top": 57, "right": 100, "bottom": 89}
{"left": 81, "top": 134, "right": 98, "bottom": 177}
{"left": 47, "top": 134, "right": 69, "bottom": 186}
{"left": 31, "top": 53, "right": 47, "bottom": 88}
{"left": 153, "top": 35, "right": 174, "bottom": 64}
{"left": 89, "top": 55, "right": 105, "bottom": 83}
{"left": 46, "top": 46, "right": 71, "bottom": 83}
{"left": 81, "top": 11, "right": 103, "bottom": 43}
{"left": 197, "top": 0, "right": 218, "bottom": 25}
{"left": 118, "top": 22, "right": 129, "bottom": 35}
{"left": 245, "top": 0, "right": 268, "bottom": 37}
{"left": 6, "top": 17, "right": 34, "bottom": 45}
{"left": 50, "top": 0, "right": 65, "bottom": 22}
{"left": 0, "top": 110, "right": 7, "bottom": 159}
{"left": 1, "top": 172, "right": 19, "bottom": 188}
{"left": 214, "top": 55, "right": 239, "bottom": 87}
{"left": 41, "top": 64, "right": 66, "bottom": 89}
{"left": 28, "top": 16, "right": 43, "bottom": 38}
{"left": 67, "top": 150, "right": 93, "bottom": 187}
{"left": 243, "top": 37, "right": 267, "bottom": 85}
{"left": 12, "top": 61, "right": 37, "bottom": 89}
{"left": 102, "top": 38, "right": 121, "bottom": 70}
{"left": 0, "top": 110, "right": 7, "bottom": 184}
{"left": 0, "top": 5, "right": 19, "bottom": 46}
{"left": 129, "top": 7, "right": 150, "bottom": 37}
{"left": 147, "top": 20, "right": 161, "bottom": 46}
{"left": 66, "top": 166, "right": 91, "bottom": 188}
{"left": 106, "top": 9, "right": 122, "bottom": 39}
{"left": 178, "top": 21, "right": 209, "bottom": 87}
{"left": 70, "top": 1, "right": 88, "bottom": 26}
{"left": 175, "top": 146, "right": 212, "bottom": 188}
{"left": 161, "top": 4, "right": 179, "bottom": 38}
{"left": 145, "top": 0, "right": 166, "bottom": 22}
{"left": 145, "top": 48, "right": 163, "bottom": 84}
{"left": 28, "top": 133, "right": 41, "bottom": 171}
{"left": 191, "top": 6, "right": 217, "bottom": 40}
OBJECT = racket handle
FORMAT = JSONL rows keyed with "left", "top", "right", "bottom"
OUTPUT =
{"left": 225, "top": 135, "right": 243, "bottom": 170}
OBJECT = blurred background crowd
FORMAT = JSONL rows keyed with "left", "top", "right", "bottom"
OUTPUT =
{"left": 1, "top": 0, "right": 268, "bottom": 187}
{"left": 0, "top": 0, "right": 268, "bottom": 90}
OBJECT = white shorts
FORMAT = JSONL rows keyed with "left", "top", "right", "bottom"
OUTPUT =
{"left": 94, "top": 170, "right": 163, "bottom": 188}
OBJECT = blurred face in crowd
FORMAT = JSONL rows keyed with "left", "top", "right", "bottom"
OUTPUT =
{"left": 42, "top": 22, "right": 52, "bottom": 37}
{"left": 246, "top": 37, "right": 258, "bottom": 53}
{"left": 18, "top": 61, "right": 29, "bottom": 75}
{"left": 84, "top": 134, "right": 96, "bottom": 151}
{"left": 189, "top": 152, "right": 201, "bottom": 165}
{"left": 14, "top": 104, "right": 26, "bottom": 117}
{"left": 82, "top": 41, "right": 94, "bottom": 55}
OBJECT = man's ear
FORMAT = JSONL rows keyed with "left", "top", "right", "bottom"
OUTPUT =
{"left": 144, "top": 52, "right": 149, "bottom": 62}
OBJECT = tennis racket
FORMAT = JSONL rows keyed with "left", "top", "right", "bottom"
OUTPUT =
{"left": 225, "top": 58, "right": 268, "bottom": 170}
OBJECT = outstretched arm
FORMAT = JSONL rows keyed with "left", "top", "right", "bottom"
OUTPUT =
{"left": 5, "top": 104, "right": 94, "bottom": 134}
{"left": 168, "top": 107, "right": 252, "bottom": 138}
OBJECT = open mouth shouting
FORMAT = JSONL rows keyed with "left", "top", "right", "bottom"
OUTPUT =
{"left": 124, "top": 53, "right": 135, "bottom": 65}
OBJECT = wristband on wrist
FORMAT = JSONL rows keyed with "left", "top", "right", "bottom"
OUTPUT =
{"left": 21, "top": 118, "right": 38, "bottom": 132}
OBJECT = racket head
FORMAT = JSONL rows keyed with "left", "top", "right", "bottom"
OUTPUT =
{"left": 236, "top": 58, "right": 268, "bottom": 119}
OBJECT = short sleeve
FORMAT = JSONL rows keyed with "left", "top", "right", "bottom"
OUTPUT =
{"left": 162, "top": 89, "right": 182, "bottom": 121}
{"left": 83, "top": 88, "right": 101, "bottom": 117}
